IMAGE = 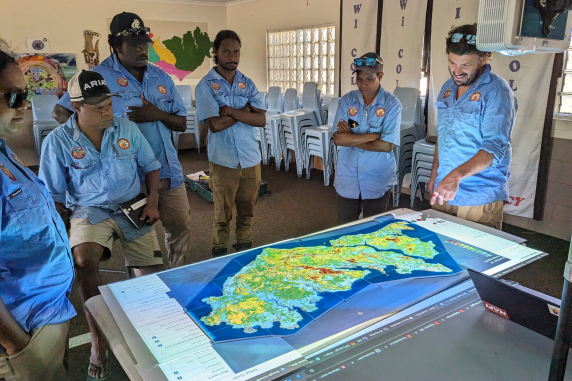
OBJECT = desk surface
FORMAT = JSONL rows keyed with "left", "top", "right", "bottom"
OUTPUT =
{"left": 86, "top": 209, "right": 541, "bottom": 381}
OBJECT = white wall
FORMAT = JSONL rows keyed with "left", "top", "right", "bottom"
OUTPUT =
{"left": 0, "top": 0, "right": 227, "bottom": 164}
{"left": 226, "top": 0, "right": 340, "bottom": 93}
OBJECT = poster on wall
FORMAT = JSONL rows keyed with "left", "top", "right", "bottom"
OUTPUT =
{"left": 427, "top": 0, "right": 554, "bottom": 218}
{"left": 379, "top": 0, "right": 427, "bottom": 92}
{"left": 26, "top": 38, "right": 50, "bottom": 53}
{"left": 14, "top": 53, "right": 77, "bottom": 100}
{"left": 108, "top": 20, "right": 213, "bottom": 82}
{"left": 340, "top": 0, "right": 379, "bottom": 96}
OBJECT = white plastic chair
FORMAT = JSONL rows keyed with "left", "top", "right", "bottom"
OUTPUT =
{"left": 266, "top": 87, "right": 283, "bottom": 115}
{"left": 32, "top": 95, "right": 60, "bottom": 158}
{"left": 173, "top": 85, "right": 200, "bottom": 152}
{"left": 281, "top": 82, "right": 323, "bottom": 177}
{"left": 265, "top": 88, "right": 300, "bottom": 171}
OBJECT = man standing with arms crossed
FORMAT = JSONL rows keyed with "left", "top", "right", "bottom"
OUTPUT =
{"left": 428, "top": 24, "right": 518, "bottom": 229}
{"left": 195, "top": 30, "right": 266, "bottom": 257}
{"left": 53, "top": 12, "right": 191, "bottom": 267}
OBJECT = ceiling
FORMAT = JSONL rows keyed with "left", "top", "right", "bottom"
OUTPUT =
{"left": 137, "top": 0, "right": 254, "bottom": 5}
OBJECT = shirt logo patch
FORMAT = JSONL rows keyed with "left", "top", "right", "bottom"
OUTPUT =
{"left": 117, "top": 77, "right": 129, "bottom": 87}
{"left": 118, "top": 138, "right": 131, "bottom": 150}
{"left": 238, "top": 81, "right": 247, "bottom": 89}
{"left": 376, "top": 108, "right": 386, "bottom": 117}
{"left": 157, "top": 85, "right": 167, "bottom": 94}
{"left": 0, "top": 164, "right": 16, "bottom": 181}
{"left": 470, "top": 92, "right": 481, "bottom": 101}
{"left": 349, "top": 107, "right": 358, "bottom": 117}
{"left": 211, "top": 82, "right": 221, "bottom": 91}
{"left": 71, "top": 147, "right": 86, "bottom": 160}
{"left": 11, "top": 153, "right": 26, "bottom": 167}
{"left": 443, "top": 89, "right": 451, "bottom": 99}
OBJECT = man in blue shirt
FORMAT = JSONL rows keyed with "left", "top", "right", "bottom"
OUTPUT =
{"left": 0, "top": 50, "right": 76, "bottom": 381}
{"left": 428, "top": 24, "right": 517, "bottom": 230}
{"left": 333, "top": 53, "right": 401, "bottom": 223}
{"left": 52, "top": 12, "right": 191, "bottom": 269}
{"left": 195, "top": 30, "right": 266, "bottom": 257}
{"left": 40, "top": 70, "right": 162, "bottom": 379}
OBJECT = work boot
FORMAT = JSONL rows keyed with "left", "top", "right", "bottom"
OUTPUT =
{"left": 232, "top": 241, "right": 252, "bottom": 252}
{"left": 212, "top": 247, "right": 228, "bottom": 257}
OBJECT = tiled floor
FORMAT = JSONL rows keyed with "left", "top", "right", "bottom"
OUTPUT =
{"left": 64, "top": 149, "right": 571, "bottom": 380}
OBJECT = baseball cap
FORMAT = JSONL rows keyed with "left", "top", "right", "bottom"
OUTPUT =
{"left": 68, "top": 71, "right": 122, "bottom": 105}
{"left": 352, "top": 52, "right": 384, "bottom": 74}
{"left": 109, "top": 12, "right": 152, "bottom": 46}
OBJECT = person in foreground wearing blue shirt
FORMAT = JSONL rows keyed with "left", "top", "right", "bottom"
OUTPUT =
{"left": 0, "top": 50, "right": 76, "bottom": 381}
{"left": 428, "top": 24, "right": 517, "bottom": 230}
{"left": 195, "top": 30, "right": 266, "bottom": 257}
{"left": 52, "top": 12, "right": 191, "bottom": 269}
{"left": 333, "top": 52, "right": 401, "bottom": 223}
{"left": 40, "top": 70, "right": 163, "bottom": 380}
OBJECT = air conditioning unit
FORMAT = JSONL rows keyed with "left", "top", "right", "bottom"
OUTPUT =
{"left": 477, "top": 0, "right": 572, "bottom": 55}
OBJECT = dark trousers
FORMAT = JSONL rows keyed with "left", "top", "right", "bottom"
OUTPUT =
{"left": 336, "top": 191, "right": 391, "bottom": 224}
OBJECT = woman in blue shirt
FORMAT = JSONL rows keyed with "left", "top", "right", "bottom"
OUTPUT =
{"left": 0, "top": 50, "right": 76, "bottom": 381}
{"left": 333, "top": 53, "right": 401, "bottom": 223}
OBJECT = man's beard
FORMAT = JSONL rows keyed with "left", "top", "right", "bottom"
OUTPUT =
{"left": 449, "top": 65, "right": 484, "bottom": 87}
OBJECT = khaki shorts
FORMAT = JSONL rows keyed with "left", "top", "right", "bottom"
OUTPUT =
{"left": 432, "top": 200, "right": 505, "bottom": 230}
{"left": 69, "top": 218, "right": 163, "bottom": 267}
{"left": 0, "top": 322, "right": 69, "bottom": 381}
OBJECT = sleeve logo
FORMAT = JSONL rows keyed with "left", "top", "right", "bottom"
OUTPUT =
{"left": 443, "top": 89, "right": 451, "bottom": 99}
{"left": 470, "top": 92, "right": 481, "bottom": 101}
{"left": 157, "top": 85, "right": 167, "bottom": 94}
{"left": 117, "top": 77, "right": 129, "bottom": 87}
{"left": 238, "top": 81, "right": 247, "bottom": 89}
{"left": 349, "top": 106, "right": 358, "bottom": 117}
{"left": 211, "top": 82, "right": 221, "bottom": 91}
{"left": 0, "top": 164, "right": 16, "bottom": 181}
{"left": 117, "top": 138, "right": 131, "bottom": 150}
{"left": 71, "top": 147, "right": 86, "bottom": 160}
{"left": 376, "top": 108, "right": 386, "bottom": 117}
{"left": 11, "top": 153, "right": 26, "bottom": 167}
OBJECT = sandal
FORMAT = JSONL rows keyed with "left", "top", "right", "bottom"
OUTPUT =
{"left": 86, "top": 350, "right": 111, "bottom": 381}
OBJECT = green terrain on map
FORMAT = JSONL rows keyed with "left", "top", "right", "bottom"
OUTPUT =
{"left": 200, "top": 221, "right": 455, "bottom": 333}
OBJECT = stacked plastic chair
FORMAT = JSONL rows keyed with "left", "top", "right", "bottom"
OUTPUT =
{"left": 173, "top": 85, "right": 200, "bottom": 152}
{"left": 392, "top": 87, "right": 426, "bottom": 205}
{"left": 281, "top": 82, "right": 324, "bottom": 177}
{"left": 304, "top": 97, "right": 340, "bottom": 186}
{"left": 409, "top": 139, "right": 436, "bottom": 207}
{"left": 32, "top": 95, "right": 60, "bottom": 159}
{"left": 262, "top": 87, "right": 284, "bottom": 169}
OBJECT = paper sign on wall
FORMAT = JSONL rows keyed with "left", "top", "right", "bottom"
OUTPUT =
{"left": 26, "top": 38, "right": 49, "bottom": 53}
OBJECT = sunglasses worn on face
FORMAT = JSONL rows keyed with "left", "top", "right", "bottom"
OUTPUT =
{"left": 0, "top": 90, "right": 28, "bottom": 109}
{"left": 117, "top": 27, "right": 151, "bottom": 37}
{"left": 451, "top": 33, "right": 476, "bottom": 45}
{"left": 354, "top": 57, "right": 382, "bottom": 67}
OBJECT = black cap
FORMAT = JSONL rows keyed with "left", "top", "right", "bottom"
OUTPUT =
{"left": 352, "top": 52, "right": 384, "bottom": 74}
{"left": 109, "top": 12, "right": 152, "bottom": 46}
{"left": 68, "top": 71, "right": 122, "bottom": 105}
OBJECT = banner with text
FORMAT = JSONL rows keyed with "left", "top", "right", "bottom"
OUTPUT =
{"left": 427, "top": 0, "right": 554, "bottom": 218}
{"left": 379, "top": 0, "right": 428, "bottom": 92}
{"left": 340, "top": 0, "right": 379, "bottom": 96}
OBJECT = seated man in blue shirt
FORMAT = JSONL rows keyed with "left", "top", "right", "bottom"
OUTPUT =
{"left": 195, "top": 30, "right": 266, "bottom": 257}
{"left": 333, "top": 52, "right": 401, "bottom": 223}
{"left": 40, "top": 70, "right": 163, "bottom": 380}
{"left": 428, "top": 24, "right": 517, "bottom": 230}
{"left": 52, "top": 12, "right": 191, "bottom": 269}
{"left": 0, "top": 50, "right": 76, "bottom": 381}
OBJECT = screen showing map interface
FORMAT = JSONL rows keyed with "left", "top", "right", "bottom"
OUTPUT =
{"left": 106, "top": 213, "right": 545, "bottom": 381}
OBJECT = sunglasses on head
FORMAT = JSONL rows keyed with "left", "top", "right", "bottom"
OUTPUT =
{"left": 354, "top": 57, "right": 382, "bottom": 67}
{"left": 0, "top": 90, "right": 28, "bottom": 109}
{"left": 117, "top": 27, "right": 151, "bottom": 37}
{"left": 451, "top": 33, "right": 476, "bottom": 45}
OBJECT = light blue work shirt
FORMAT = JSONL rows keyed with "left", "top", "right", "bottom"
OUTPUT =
{"left": 435, "top": 64, "right": 517, "bottom": 206}
{"left": 195, "top": 68, "right": 266, "bottom": 169}
{"left": 57, "top": 54, "right": 186, "bottom": 189}
{"left": 333, "top": 85, "right": 401, "bottom": 199}
{"left": 39, "top": 116, "right": 161, "bottom": 241}
{"left": 0, "top": 139, "right": 76, "bottom": 350}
